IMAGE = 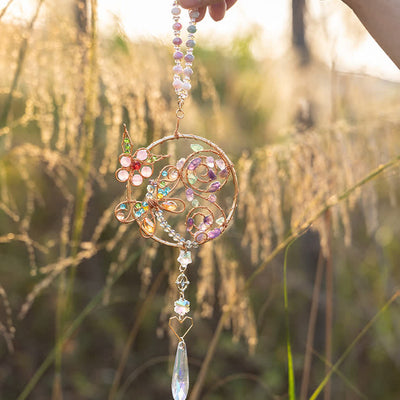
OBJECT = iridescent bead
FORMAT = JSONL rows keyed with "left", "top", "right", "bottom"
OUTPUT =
{"left": 187, "top": 25, "right": 197, "bottom": 34}
{"left": 173, "top": 79, "right": 183, "bottom": 89}
{"left": 173, "top": 22, "right": 182, "bottom": 31}
{"left": 173, "top": 37, "right": 182, "bottom": 46}
{"left": 182, "top": 81, "right": 191, "bottom": 91}
{"left": 176, "top": 158, "right": 186, "bottom": 169}
{"left": 190, "top": 10, "right": 200, "bottom": 19}
{"left": 208, "top": 194, "right": 217, "bottom": 203}
{"left": 116, "top": 212, "right": 125, "bottom": 221}
{"left": 195, "top": 232, "right": 207, "bottom": 243}
{"left": 174, "top": 51, "right": 184, "bottom": 60}
{"left": 173, "top": 65, "right": 183, "bottom": 74}
{"left": 171, "top": 7, "right": 181, "bottom": 15}
{"left": 186, "top": 40, "right": 196, "bottom": 48}
{"left": 184, "top": 54, "right": 194, "bottom": 63}
{"left": 184, "top": 67, "right": 193, "bottom": 76}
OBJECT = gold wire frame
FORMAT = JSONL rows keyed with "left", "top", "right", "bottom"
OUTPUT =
{"left": 114, "top": 130, "right": 239, "bottom": 249}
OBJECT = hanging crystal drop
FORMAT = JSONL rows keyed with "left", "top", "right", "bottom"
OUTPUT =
{"left": 172, "top": 341, "right": 189, "bottom": 400}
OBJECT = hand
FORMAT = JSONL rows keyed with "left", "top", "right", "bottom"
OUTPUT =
{"left": 178, "top": 0, "right": 238, "bottom": 22}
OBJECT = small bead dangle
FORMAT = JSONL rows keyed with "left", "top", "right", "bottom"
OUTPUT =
{"left": 169, "top": 249, "right": 193, "bottom": 400}
{"left": 171, "top": 0, "right": 198, "bottom": 116}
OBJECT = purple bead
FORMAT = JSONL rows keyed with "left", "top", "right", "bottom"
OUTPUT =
{"left": 187, "top": 218, "right": 194, "bottom": 230}
{"left": 195, "top": 232, "right": 207, "bottom": 243}
{"left": 186, "top": 188, "right": 194, "bottom": 202}
{"left": 208, "top": 194, "right": 217, "bottom": 203}
{"left": 208, "top": 228, "right": 221, "bottom": 239}
{"left": 208, "top": 181, "right": 221, "bottom": 193}
{"left": 204, "top": 215, "right": 212, "bottom": 225}
{"left": 219, "top": 169, "right": 228, "bottom": 178}
{"left": 174, "top": 51, "right": 184, "bottom": 60}
{"left": 184, "top": 54, "right": 194, "bottom": 63}
{"left": 173, "top": 37, "right": 183, "bottom": 46}
{"left": 173, "top": 22, "right": 182, "bottom": 31}
{"left": 208, "top": 170, "right": 217, "bottom": 181}
{"left": 188, "top": 157, "right": 201, "bottom": 170}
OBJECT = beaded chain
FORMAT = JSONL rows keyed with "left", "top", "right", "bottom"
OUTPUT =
{"left": 171, "top": 1, "right": 199, "bottom": 117}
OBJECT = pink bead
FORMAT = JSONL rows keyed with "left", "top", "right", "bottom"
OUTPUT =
{"left": 184, "top": 67, "right": 193, "bottom": 76}
{"left": 117, "top": 169, "right": 129, "bottom": 182}
{"left": 131, "top": 174, "right": 143, "bottom": 186}
{"left": 174, "top": 51, "right": 184, "bottom": 60}
{"left": 136, "top": 149, "right": 148, "bottom": 161}
{"left": 173, "top": 79, "right": 183, "bottom": 89}
{"left": 173, "top": 65, "right": 183, "bottom": 74}
{"left": 182, "top": 81, "right": 191, "bottom": 91}
{"left": 184, "top": 54, "right": 194, "bottom": 62}
{"left": 173, "top": 22, "right": 182, "bottom": 31}
{"left": 141, "top": 166, "right": 152, "bottom": 178}
{"left": 173, "top": 37, "right": 182, "bottom": 46}
{"left": 216, "top": 159, "right": 226, "bottom": 170}
{"left": 120, "top": 156, "right": 131, "bottom": 167}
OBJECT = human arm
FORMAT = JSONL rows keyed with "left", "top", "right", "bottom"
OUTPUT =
{"left": 178, "top": 0, "right": 237, "bottom": 22}
{"left": 343, "top": 0, "right": 400, "bottom": 69}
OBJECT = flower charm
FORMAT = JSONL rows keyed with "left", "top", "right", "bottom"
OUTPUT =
{"left": 115, "top": 148, "right": 167, "bottom": 187}
{"left": 115, "top": 125, "right": 168, "bottom": 187}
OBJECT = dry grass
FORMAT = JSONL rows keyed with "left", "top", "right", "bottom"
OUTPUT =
{"left": 0, "top": 1, "right": 400, "bottom": 399}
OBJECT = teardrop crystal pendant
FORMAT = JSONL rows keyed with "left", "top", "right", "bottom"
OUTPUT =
{"left": 172, "top": 340, "right": 189, "bottom": 400}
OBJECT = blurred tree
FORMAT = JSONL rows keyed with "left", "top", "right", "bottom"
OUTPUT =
{"left": 292, "top": 0, "right": 310, "bottom": 65}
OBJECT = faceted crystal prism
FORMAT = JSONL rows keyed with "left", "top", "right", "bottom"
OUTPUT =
{"left": 172, "top": 341, "right": 189, "bottom": 400}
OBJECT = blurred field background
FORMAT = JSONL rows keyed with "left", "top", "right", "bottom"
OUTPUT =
{"left": 1, "top": 0, "right": 400, "bottom": 399}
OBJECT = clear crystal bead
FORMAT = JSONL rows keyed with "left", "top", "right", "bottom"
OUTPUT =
{"left": 178, "top": 250, "right": 192, "bottom": 267}
{"left": 172, "top": 341, "right": 189, "bottom": 400}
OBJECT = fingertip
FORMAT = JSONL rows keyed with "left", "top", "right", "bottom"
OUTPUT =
{"left": 225, "top": 0, "right": 237, "bottom": 10}
{"left": 196, "top": 6, "right": 207, "bottom": 22}
{"left": 209, "top": 2, "right": 226, "bottom": 21}
{"left": 177, "top": 0, "right": 199, "bottom": 8}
